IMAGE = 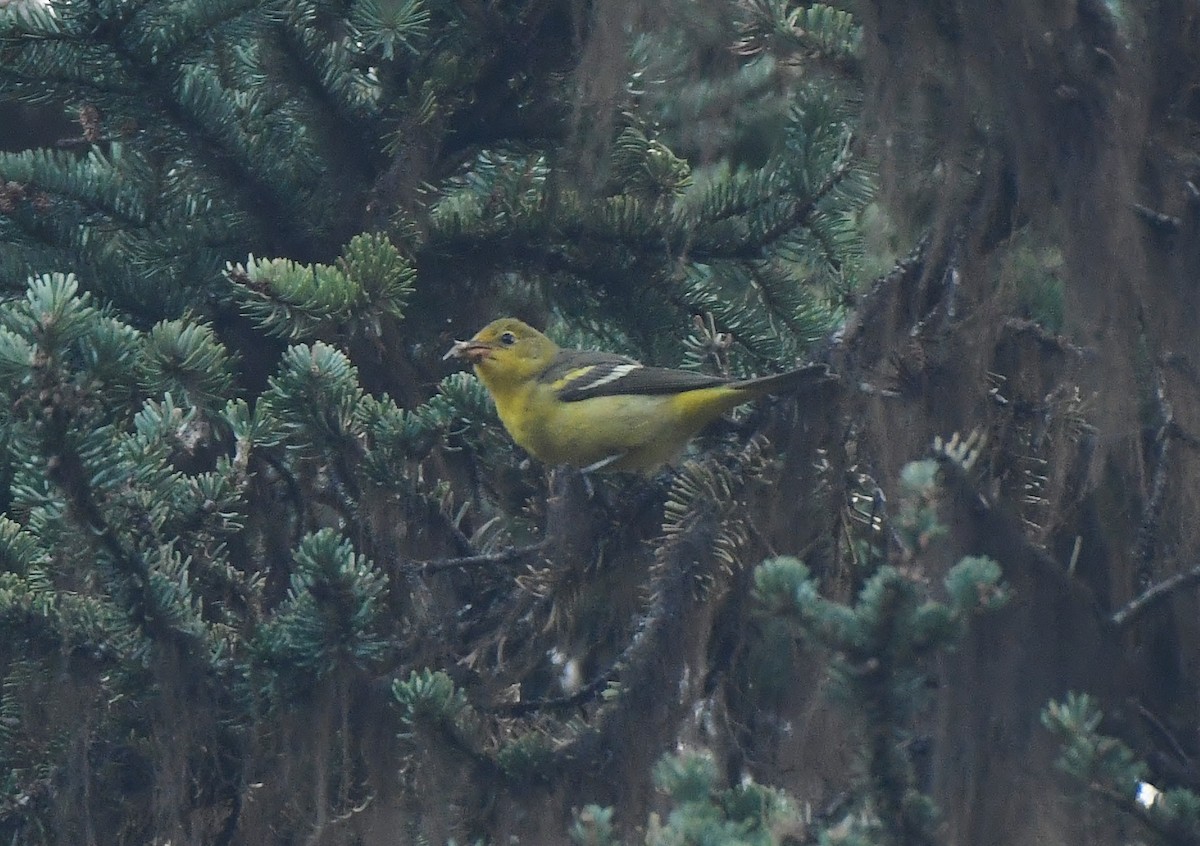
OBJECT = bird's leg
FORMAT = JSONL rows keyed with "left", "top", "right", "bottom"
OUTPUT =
{"left": 549, "top": 464, "right": 595, "bottom": 502}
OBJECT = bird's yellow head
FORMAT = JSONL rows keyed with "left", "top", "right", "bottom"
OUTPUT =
{"left": 443, "top": 318, "right": 559, "bottom": 389}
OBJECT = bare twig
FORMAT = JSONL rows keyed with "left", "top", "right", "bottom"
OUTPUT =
{"left": 412, "top": 540, "right": 549, "bottom": 575}
{"left": 1136, "top": 702, "right": 1193, "bottom": 768}
{"left": 1112, "top": 564, "right": 1200, "bottom": 629}
{"left": 1132, "top": 202, "right": 1182, "bottom": 233}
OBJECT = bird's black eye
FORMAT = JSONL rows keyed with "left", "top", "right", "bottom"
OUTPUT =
{"left": 499, "top": 331, "right": 517, "bottom": 346}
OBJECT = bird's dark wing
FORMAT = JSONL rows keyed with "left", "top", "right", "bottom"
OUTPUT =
{"left": 540, "top": 349, "right": 729, "bottom": 402}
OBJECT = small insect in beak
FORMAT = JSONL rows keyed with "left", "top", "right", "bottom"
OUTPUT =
{"left": 443, "top": 339, "right": 491, "bottom": 362}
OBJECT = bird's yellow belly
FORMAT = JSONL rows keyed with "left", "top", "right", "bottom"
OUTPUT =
{"left": 507, "top": 393, "right": 683, "bottom": 472}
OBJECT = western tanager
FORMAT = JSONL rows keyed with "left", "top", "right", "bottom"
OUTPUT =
{"left": 444, "top": 317, "right": 829, "bottom": 474}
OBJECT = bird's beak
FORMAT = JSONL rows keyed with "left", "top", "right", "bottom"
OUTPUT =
{"left": 443, "top": 338, "right": 492, "bottom": 363}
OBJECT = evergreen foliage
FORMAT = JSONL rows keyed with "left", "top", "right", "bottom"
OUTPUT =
{"left": 0, "top": 270, "right": 492, "bottom": 841}
{"left": 4, "top": 0, "right": 1171, "bottom": 843}
{"left": 561, "top": 453, "right": 1009, "bottom": 846}
{"left": 750, "top": 457, "right": 1008, "bottom": 846}
{"left": 0, "top": 0, "right": 871, "bottom": 367}
{"left": 229, "top": 232, "right": 414, "bottom": 341}
{"left": 259, "top": 528, "right": 391, "bottom": 681}
{"left": 0, "top": 0, "right": 878, "bottom": 834}
{"left": 570, "top": 749, "right": 804, "bottom": 846}
{"left": 1043, "top": 693, "right": 1200, "bottom": 846}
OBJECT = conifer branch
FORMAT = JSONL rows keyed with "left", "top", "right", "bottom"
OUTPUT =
{"left": 493, "top": 439, "right": 769, "bottom": 721}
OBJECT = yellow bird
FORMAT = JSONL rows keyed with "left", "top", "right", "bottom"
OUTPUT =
{"left": 444, "top": 318, "right": 829, "bottom": 474}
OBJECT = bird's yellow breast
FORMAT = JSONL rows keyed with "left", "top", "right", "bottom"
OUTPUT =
{"left": 485, "top": 376, "right": 743, "bottom": 472}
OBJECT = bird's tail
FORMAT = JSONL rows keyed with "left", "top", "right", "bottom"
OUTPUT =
{"left": 731, "top": 363, "right": 834, "bottom": 399}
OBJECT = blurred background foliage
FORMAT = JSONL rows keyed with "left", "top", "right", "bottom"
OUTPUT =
{"left": 3, "top": 0, "right": 1200, "bottom": 844}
